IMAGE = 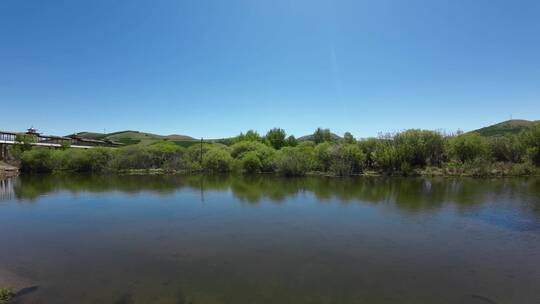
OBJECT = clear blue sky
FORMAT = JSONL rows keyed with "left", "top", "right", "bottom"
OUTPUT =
{"left": 1, "top": 0, "right": 539, "bottom": 138}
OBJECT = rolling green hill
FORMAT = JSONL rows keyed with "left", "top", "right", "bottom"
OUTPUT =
{"left": 470, "top": 119, "right": 539, "bottom": 137}
{"left": 298, "top": 133, "right": 342, "bottom": 142}
{"left": 73, "top": 131, "right": 196, "bottom": 146}
{"left": 72, "top": 119, "right": 538, "bottom": 147}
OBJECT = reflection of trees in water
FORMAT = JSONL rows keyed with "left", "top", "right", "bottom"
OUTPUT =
{"left": 0, "top": 177, "right": 16, "bottom": 201}
{"left": 8, "top": 174, "right": 540, "bottom": 213}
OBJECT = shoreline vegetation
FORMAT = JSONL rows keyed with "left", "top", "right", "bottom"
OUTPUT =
{"left": 0, "top": 288, "right": 13, "bottom": 304}
{"left": 7, "top": 124, "right": 540, "bottom": 178}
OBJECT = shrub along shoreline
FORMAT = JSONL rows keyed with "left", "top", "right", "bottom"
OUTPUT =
{"left": 13, "top": 125, "right": 540, "bottom": 177}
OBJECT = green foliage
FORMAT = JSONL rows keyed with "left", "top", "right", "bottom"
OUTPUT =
{"left": 449, "top": 133, "right": 489, "bottom": 163}
{"left": 522, "top": 124, "right": 540, "bottom": 166}
{"left": 357, "top": 138, "right": 379, "bottom": 168}
{"left": 312, "top": 128, "right": 333, "bottom": 144}
{"left": 230, "top": 141, "right": 275, "bottom": 172}
{"left": 20, "top": 148, "right": 55, "bottom": 172}
{"left": 233, "top": 130, "right": 262, "bottom": 143}
{"left": 472, "top": 119, "right": 537, "bottom": 137}
{"left": 314, "top": 142, "right": 333, "bottom": 171}
{"left": 57, "top": 148, "right": 115, "bottom": 172}
{"left": 328, "top": 144, "right": 366, "bottom": 176}
{"left": 202, "top": 148, "right": 233, "bottom": 173}
{"left": 185, "top": 143, "right": 212, "bottom": 168}
{"left": 148, "top": 142, "right": 186, "bottom": 170}
{"left": 371, "top": 140, "right": 400, "bottom": 173}
{"left": 61, "top": 140, "right": 71, "bottom": 150}
{"left": 0, "top": 288, "right": 14, "bottom": 304}
{"left": 239, "top": 151, "right": 262, "bottom": 173}
{"left": 274, "top": 146, "right": 312, "bottom": 176}
{"left": 16, "top": 125, "right": 540, "bottom": 176}
{"left": 343, "top": 132, "right": 356, "bottom": 144}
{"left": 394, "top": 129, "right": 446, "bottom": 167}
{"left": 116, "top": 138, "right": 141, "bottom": 145}
{"left": 265, "top": 128, "right": 287, "bottom": 149}
{"left": 286, "top": 135, "right": 298, "bottom": 147}
{"left": 13, "top": 133, "right": 37, "bottom": 155}
{"left": 510, "top": 161, "right": 538, "bottom": 176}
{"left": 488, "top": 135, "right": 524, "bottom": 163}
{"left": 15, "top": 133, "right": 37, "bottom": 145}
{"left": 111, "top": 146, "right": 153, "bottom": 170}
{"left": 77, "top": 130, "right": 195, "bottom": 146}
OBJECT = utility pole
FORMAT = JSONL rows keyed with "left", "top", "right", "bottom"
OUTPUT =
{"left": 200, "top": 137, "right": 203, "bottom": 165}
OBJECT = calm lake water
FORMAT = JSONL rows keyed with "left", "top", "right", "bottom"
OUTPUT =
{"left": 0, "top": 174, "right": 539, "bottom": 304}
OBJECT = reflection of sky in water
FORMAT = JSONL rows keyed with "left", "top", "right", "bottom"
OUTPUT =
{"left": 466, "top": 207, "right": 540, "bottom": 232}
{"left": 0, "top": 175, "right": 539, "bottom": 303}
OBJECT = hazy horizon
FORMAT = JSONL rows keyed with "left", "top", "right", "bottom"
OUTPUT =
{"left": 2, "top": 0, "right": 539, "bottom": 138}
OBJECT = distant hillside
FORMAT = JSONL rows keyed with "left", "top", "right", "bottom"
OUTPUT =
{"left": 471, "top": 119, "right": 539, "bottom": 137}
{"left": 298, "top": 133, "right": 342, "bottom": 142}
{"left": 73, "top": 130, "right": 196, "bottom": 146}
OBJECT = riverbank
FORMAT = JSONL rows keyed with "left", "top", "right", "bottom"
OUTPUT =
{"left": 0, "top": 266, "right": 37, "bottom": 303}
{"left": 49, "top": 165, "right": 540, "bottom": 178}
{"left": 0, "top": 162, "right": 18, "bottom": 178}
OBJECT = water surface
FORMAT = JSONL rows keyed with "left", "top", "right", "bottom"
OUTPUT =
{"left": 0, "top": 174, "right": 539, "bottom": 303}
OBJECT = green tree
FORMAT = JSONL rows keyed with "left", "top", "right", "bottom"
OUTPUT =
{"left": 230, "top": 141, "right": 275, "bottom": 171}
{"left": 343, "top": 132, "right": 356, "bottom": 144}
{"left": 522, "top": 124, "right": 540, "bottom": 166}
{"left": 233, "top": 130, "right": 262, "bottom": 143}
{"left": 265, "top": 128, "right": 286, "bottom": 149}
{"left": 329, "top": 144, "right": 366, "bottom": 176}
{"left": 312, "top": 128, "right": 332, "bottom": 144}
{"left": 13, "top": 133, "right": 37, "bottom": 157}
{"left": 488, "top": 135, "right": 524, "bottom": 163}
{"left": 274, "top": 147, "right": 312, "bottom": 176}
{"left": 202, "top": 148, "right": 233, "bottom": 172}
{"left": 449, "top": 133, "right": 489, "bottom": 163}
{"left": 372, "top": 140, "right": 400, "bottom": 173}
{"left": 20, "top": 149, "right": 55, "bottom": 172}
{"left": 148, "top": 141, "right": 185, "bottom": 169}
{"left": 394, "top": 129, "right": 446, "bottom": 167}
{"left": 286, "top": 135, "right": 298, "bottom": 147}
{"left": 61, "top": 140, "right": 71, "bottom": 150}
{"left": 111, "top": 146, "right": 153, "bottom": 170}
{"left": 240, "top": 151, "right": 262, "bottom": 173}
{"left": 314, "top": 142, "right": 333, "bottom": 171}
{"left": 357, "top": 138, "right": 379, "bottom": 169}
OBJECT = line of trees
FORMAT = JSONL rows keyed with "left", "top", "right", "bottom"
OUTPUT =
{"left": 16, "top": 124, "right": 540, "bottom": 177}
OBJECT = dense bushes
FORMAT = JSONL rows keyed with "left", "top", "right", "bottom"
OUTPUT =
{"left": 239, "top": 151, "right": 262, "bottom": 173}
{"left": 488, "top": 135, "right": 524, "bottom": 163}
{"left": 59, "top": 148, "right": 114, "bottom": 172}
{"left": 522, "top": 124, "right": 540, "bottom": 166}
{"left": 394, "top": 130, "right": 446, "bottom": 167}
{"left": 20, "top": 148, "right": 55, "bottom": 172}
{"left": 202, "top": 148, "right": 233, "bottom": 173}
{"left": 448, "top": 133, "right": 489, "bottom": 163}
{"left": 17, "top": 125, "right": 540, "bottom": 176}
{"left": 0, "top": 287, "right": 14, "bottom": 304}
{"left": 329, "top": 144, "right": 366, "bottom": 176}
{"left": 273, "top": 147, "right": 312, "bottom": 176}
{"left": 230, "top": 141, "right": 275, "bottom": 172}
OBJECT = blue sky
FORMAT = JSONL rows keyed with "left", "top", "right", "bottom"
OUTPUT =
{"left": 1, "top": 0, "right": 539, "bottom": 138}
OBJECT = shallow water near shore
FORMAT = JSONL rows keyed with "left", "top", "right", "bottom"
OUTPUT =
{"left": 0, "top": 174, "right": 539, "bottom": 303}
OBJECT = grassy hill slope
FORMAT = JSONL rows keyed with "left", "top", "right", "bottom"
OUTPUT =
{"left": 298, "top": 133, "right": 342, "bottom": 142}
{"left": 73, "top": 119, "right": 539, "bottom": 147}
{"left": 73, "top": 131, "right": 196, "bottom": 146}
{"left": 471, "top": 120, "right": 539, "bottom": 137}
